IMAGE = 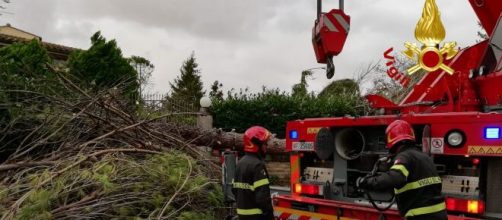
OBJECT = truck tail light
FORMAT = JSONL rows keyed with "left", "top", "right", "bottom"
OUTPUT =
{"left": 467, "top": 200, "right": 482, "bottom": 214}
{"left": 446, "top": 197, "right": 485, "bottom": 215}
{"left": 294, "top": 183, "right": 302, "bottom": 193}
{"left": 294, "top": 183, "right": 321, "bottom": 195}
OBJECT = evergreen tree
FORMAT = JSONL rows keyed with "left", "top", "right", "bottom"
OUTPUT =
{"left": 169, "top": 52, "right": 205, "bottom": 107}
{"left": 68, "top": 31, "right": 139, "bottom": 100}
{"left": 209, "top": 80, "right": 224, "bottom": 101}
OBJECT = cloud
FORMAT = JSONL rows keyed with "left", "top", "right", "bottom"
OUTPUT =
{"left": 47, "top": 0, "right": 296, "bottom": 42}
{"left": 2, "top": 0, "right": 481, "bottom": 95}
{"left": 1, "top": 0, "right": 57, "bottom": 38}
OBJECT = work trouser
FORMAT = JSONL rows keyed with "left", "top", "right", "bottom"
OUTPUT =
{"left": 405, "top": 209, "right": 447, "bottom": 220}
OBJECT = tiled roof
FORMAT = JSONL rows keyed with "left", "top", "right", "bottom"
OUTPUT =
{"left": 0, "top": 24, "right": 42, "bottom": 40}
{"left": 0, "top": 33, "right": 78, "bottom": 60}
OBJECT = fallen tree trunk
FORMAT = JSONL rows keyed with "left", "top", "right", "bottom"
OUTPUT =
{"left": 211, "top": 130, "right": 286, "bottom": 153}
{"left": 167, "top": 125, "right": 286, "bottom": 153}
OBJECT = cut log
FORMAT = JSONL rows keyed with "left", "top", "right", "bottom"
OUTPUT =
{"left": 209, "top": 130, "right": 286, "bottom": 153}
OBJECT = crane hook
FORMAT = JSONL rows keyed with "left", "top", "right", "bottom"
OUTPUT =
{"left": 327, "top": 56, "right": 335, "bottom": 79}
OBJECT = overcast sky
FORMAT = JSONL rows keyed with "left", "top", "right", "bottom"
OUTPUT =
{"left": 1, "top": 0, "right": 481, "bottom": 96}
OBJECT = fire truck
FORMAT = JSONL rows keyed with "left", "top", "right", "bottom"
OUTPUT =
{"left": 272, "top": 0, "right": 502, "bottom": 219}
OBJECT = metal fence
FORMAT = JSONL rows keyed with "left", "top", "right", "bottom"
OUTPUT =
{"left": 141, "top": 93, "right": 168, "bottom": 111}
{"left": 142, "top": 93, "right": 197, "bottom": 111}
{"left": 141, "top": 93, "right": 199, "bottom": 125}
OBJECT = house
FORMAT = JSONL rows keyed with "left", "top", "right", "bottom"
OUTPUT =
{"left": 0, "top": 23, "right": 76, "bottom": 61}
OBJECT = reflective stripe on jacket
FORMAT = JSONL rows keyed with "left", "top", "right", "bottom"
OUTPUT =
{"left": 233, "top": 153, "right": 274, "bottom": 220}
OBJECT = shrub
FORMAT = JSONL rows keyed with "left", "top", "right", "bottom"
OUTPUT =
{"left": 211, "top": 88, "right": 364, "bottom": 138}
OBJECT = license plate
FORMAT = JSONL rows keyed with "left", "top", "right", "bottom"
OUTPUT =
{"left": 304, "top": 167, "right": 333, "bottom": 183}
{"left": 292, "top": 141, "right": 314, "bottom": 151}
{"left": 441, "top": 175, "right": 479, "bottom": 197}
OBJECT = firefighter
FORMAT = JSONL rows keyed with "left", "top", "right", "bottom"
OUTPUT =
{"left": 356, "top": 120, "right": 447, "bottom": 220}
{"left": 232, "top": 126, "right": 274, "bottom": 220}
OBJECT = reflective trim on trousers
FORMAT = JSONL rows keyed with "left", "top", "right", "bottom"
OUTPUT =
{"left": 405, "top": 202, "right": 446, "bottom": 217}
{"left": 237, "top": 208, "right": 263, "bottom": 215}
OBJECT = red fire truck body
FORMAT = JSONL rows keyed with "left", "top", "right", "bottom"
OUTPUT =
{"left": 273, "top": 0, "right": 502, "bottom": 219}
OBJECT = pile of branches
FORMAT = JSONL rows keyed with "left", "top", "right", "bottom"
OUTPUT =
{"left": 0, "top": 70, "right": 223, "bottom": 219}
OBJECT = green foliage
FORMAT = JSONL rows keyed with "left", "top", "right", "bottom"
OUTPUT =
{"left": 8, "top": 151, "right": 222, "bottom": 219}
{"left": 177, "top": 211, "right": 213, "bottom": 220}
{"left": 16, "top": 189, "right": 54, "bottom": 220}
{"left": 169, "top": 52, "right": 205, "bottom": 107}
{"left": 0, "top": 40, "right": 60, "bottom": 110}
{"left": 68, "top": 31, "right": 139, "bottom": 100}
{"left": 0, "top": 40, "right": 65, "bottom": 158}
{"left": 209, "top": 80, "right": 224, "bottom": 101}
{"left": 0, "top": 40, "right": 51, "bottom": 77}
{"left": 318, "top": 79, "right": 360, "bottom": 97}
{"left": 92, "top": 162, "right": 116, "bottom": 193}
{"left": 211, "top": 88, "right": 363, "bottom": 138}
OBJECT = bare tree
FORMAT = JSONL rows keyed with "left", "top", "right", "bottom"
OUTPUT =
{"left": 128, "top": 55, "right": 155, "bottom": 98}
{"left": 291, "top": 70, "right": 314, "bottom": 97}
{"left": 477, "top": 21, "right": 489, "bottom": 42}
{"left": 0, "top": 0, "right": 11, "bottom": 16}
{"left": 363, "top": 55, "right": 423, "bottom": 103}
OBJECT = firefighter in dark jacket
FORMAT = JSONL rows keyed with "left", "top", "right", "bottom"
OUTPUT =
{"left": 357, "top": 120, "right": 447, "bottom": 220}
{"left": 233, "top": 126, "right": 274, "bottom": 220}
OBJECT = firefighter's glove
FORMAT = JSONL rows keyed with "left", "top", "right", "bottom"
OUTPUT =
{"left": 356, "top": 176, "right": 369, "bottom": 189}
